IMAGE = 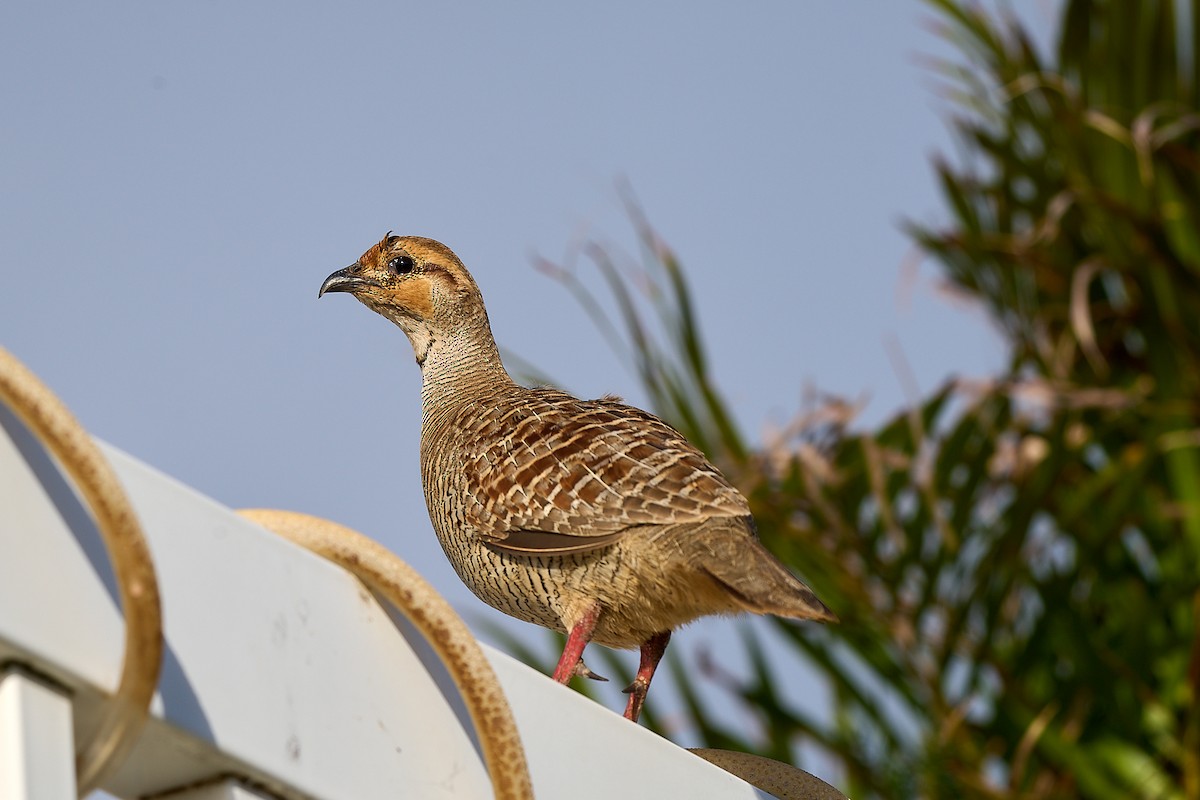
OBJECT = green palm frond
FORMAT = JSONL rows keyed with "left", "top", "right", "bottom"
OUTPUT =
{"left": 521, "top": 2, "right": 1200, "bottom": 797}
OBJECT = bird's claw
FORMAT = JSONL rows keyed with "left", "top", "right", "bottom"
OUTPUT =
{"left": 574, "top": 658, "right": 609, "bottom": 682}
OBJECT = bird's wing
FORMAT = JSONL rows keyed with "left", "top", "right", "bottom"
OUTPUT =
{"left": 461, "top": 391, "right": 750, "bottom": 554}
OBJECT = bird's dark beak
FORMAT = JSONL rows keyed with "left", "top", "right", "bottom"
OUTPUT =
{"left": 319, "top": 265, "right": 375, "bottom": 298}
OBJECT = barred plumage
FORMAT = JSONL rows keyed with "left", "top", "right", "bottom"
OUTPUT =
{"left": 445, "top": 387, "right": 749, "bottom": 547}
{"left": 321, "top": 234, "right": 834, "bottom": 722}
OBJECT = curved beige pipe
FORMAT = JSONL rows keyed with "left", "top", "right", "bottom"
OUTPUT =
{"left": 691, "top": 748, "right": 850, "bottom": 800}
{"left": 238, "top": 509, "right": 534, "bottom": 800}
{"left": 0, "top": 347, "right": 164, "bottom": 795}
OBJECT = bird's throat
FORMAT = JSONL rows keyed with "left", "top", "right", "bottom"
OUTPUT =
{"left": 418, "top": 331, "right": 513, "bottom": 410}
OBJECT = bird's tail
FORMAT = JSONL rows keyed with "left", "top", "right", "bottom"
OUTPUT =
{"left": 702, "top": 533, "right": 837, "bottom": 623}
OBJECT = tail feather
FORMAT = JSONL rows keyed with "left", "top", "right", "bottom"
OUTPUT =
{"left": 702, "top": 535, "right": 837, "bottom": 623}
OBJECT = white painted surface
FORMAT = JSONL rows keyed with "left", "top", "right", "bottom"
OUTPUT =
{"left": 0, "top": 412, "right": 768, "bottom": 798}
{"left": 0, "top": 671, "right": 77, "bottom": 800}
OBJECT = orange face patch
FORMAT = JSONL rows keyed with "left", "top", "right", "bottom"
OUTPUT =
{"left": 389, "top": 277, "right": 436, "bottom": 319}
{"left": 349, "top": 233, "right": 466, "bottom": 320}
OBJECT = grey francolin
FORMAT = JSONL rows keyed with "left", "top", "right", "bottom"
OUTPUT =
{"left": 320, "top": 233, "right": 835, "bottom": 722}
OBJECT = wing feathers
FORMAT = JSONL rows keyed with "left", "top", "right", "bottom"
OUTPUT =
{"left": 461, "top": 389, "right": 749, "bottom": 546}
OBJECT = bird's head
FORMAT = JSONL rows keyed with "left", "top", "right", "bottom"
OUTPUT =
{"left": 320, "top": 233, "right": 489, "bottom": 366}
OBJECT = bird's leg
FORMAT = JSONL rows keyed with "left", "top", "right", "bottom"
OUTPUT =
{"left": 622, "top": 630, "right": 671, "bottom": 722}
{"left": 552, "top": 603, "right": 601, "bottom": 683}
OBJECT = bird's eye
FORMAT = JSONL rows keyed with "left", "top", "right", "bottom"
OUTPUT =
{"left": 388, "top": 255, "right": 415, "bottom": 274}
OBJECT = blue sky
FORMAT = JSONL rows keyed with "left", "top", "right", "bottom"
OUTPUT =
{"left": 1, "top": 0, "right": 1051, "bottom": 779}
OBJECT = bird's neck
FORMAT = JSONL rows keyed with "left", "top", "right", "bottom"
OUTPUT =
{"left": 418, "top": 325, "right": 515, "bottom": 413}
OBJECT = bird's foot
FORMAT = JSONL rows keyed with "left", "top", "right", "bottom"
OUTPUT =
{"left": 622, "top": 630, "right": 671, "bottom": 723}
{"left": 621, "top": 677, "right": 650, "bottom": 722}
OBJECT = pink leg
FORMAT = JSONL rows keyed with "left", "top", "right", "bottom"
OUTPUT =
{"left": 622, "top": 631, "right": 671, "bottom": 722}
{"left": 552, "top": 603, "right": 601, "bottom": 683}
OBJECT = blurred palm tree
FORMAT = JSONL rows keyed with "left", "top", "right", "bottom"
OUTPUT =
{"left": 507, "top": 1, "right": 1200, "bottom": 797}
